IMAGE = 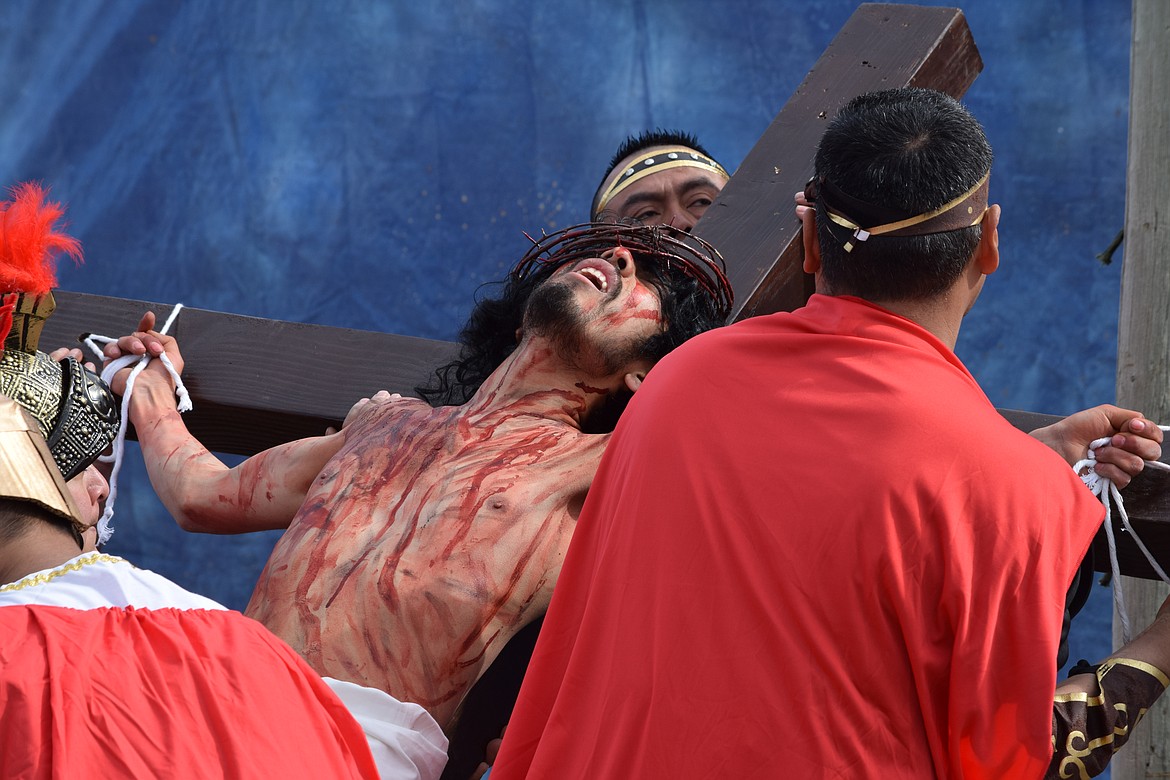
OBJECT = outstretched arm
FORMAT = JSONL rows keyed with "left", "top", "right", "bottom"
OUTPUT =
{"left": 106, "top": 311, "right": 345, "bottom": 534}
{"left": 1029, "top": 404, "right": 1163, "bottom": 488}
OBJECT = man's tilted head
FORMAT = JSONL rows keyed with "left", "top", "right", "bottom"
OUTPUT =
{"left": 417, "top": 222, "right": 733, "bottom": 410}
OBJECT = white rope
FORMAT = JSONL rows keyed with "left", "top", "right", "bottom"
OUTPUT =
{"left": 1075, "top": 425, "right": 1170, "bottom": 643}
{"left": 84, "top": 304, "right": 191, "bottom": 545}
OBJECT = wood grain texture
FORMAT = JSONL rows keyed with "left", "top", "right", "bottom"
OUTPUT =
{"left": 1111, "top": 1, "right": 1170, "bottom": 774}
{"left": 41, "top": 291, "right": 459, "bottom": 454}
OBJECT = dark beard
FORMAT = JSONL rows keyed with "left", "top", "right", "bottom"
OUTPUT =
{"left": 523, "top": 279, "right": 646, "bottom": 377}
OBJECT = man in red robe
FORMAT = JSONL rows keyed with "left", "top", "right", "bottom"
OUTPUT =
{"left": 491, "top": 88, "right": 1168, "bottom": 778}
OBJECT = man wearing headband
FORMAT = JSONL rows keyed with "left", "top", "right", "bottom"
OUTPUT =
{"left": 103, "top": 223, "right": 733, "bottom": 774}
{"left": 591, "top": 129, "right": 729, "bottom": 231}
{"left": 489, "top": 89, "right": 1167, "bottom": 778}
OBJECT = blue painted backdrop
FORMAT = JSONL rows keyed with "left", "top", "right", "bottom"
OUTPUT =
{"left": 0, "top": 0, "right": 1135, "bottom": 734}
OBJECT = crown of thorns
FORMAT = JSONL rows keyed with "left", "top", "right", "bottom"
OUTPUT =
{"left": 510, "top": 222, "right": 733, "bottom": 321}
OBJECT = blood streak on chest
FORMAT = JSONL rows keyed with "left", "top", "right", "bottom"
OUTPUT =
{"left": 255, "top": 401, "right": 606, "bottom": 706}
{"left": 294, "top": 409, "right": 563, "bottom": 614}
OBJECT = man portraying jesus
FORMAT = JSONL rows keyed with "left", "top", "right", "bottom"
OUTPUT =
{"left": 105, "top": 223, "right": 734, "bottom": 759}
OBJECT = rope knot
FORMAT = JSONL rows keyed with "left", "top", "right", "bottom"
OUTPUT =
{"left": 1075, "top": 429, "right": 1170, "bottom": 643}
{"left": 82, "top": 304, "right": 190, "bottom": 545}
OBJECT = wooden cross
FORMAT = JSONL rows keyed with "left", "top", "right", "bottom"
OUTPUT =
{"left": 42, "top": 4, "right": 1169, "bottom": 580}
{"left": 36, "top": 5, "right": 1170, "bottom": 774}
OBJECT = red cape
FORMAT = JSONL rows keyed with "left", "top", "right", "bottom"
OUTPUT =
{"left": 495, "top": 295, "right": 1103, "bottom": 779}
{"left": 0, "top": 604, "right": 379, "bottom": 779}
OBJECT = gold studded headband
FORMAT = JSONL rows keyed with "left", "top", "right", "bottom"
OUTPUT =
{"left": 807, "top": 172, "right": 990, "bottom": 253}
{"left": 592, "top": 146, "right": 729, "bottom": 219}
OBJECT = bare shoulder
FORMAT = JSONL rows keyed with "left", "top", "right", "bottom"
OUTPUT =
{"left": 341, "top": 391, "right": 431, "bottom": 432}
{"left": 332, "top": 394, "right": 442, "bottom": 451}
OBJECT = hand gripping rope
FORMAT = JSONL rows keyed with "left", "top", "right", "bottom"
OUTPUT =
{"left": 1074, "top": 427, "right": 1170, "bottom": 642}
{"left": 82, "top": 304, "right": 192, "bottom": 546}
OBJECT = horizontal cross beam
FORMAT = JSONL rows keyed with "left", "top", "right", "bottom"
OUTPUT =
{"left": 44, "top": 291, "right": 458, "bottom": 454}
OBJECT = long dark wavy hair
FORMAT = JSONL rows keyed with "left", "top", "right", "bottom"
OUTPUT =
{"left": 416, "top": 223, "right": 733, "bottom": 429}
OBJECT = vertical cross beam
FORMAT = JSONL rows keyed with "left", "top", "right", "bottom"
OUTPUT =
{"left": 692, "top": 3, "right": 982, "bottom": 321}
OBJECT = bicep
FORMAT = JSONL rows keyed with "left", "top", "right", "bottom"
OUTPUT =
{"left": 181, "top": 433, "right": 346, "bottom": 533}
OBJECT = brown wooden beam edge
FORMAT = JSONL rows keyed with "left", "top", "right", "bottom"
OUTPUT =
{"left": 693, "top": 3, "right": 984, "bottom": 322}
{"left": 42, "top": 290, "right": 460, "bottom": 453}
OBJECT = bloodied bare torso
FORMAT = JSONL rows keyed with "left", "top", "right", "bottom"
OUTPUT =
{"left": 245, "top": 394, "right": 606, "bottom": 729}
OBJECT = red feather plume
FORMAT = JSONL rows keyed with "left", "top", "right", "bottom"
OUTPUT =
{"left": 0, "top": 182, "right": 83, "bottom": 296}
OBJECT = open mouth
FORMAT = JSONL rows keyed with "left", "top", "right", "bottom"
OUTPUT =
{"left": 576, "top": 267, "right": 609, "bottom": 292}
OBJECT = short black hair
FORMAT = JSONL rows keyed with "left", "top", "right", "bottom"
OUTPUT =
{"left": 0, "top": 497, "right": 78, "bottom": 547}
{"left": 813, "top": 88, "right": 993, "bottom": 302}
{"left": 598, "top": 129, "right": 716, "bottom": 185}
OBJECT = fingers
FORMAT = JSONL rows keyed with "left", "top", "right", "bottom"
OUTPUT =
{"left": 1041, "top": 405, "right": 1164, "bottom": 468}
{"left": 467, "top": 728, "right": 505, "bottom": 779}
{"left": 100, "top": 311, "right": 166, "bottom": 360}
{"left": 793, "top": 190, "right": 813, "bottom": 221}
{"left": 103, "top": 331, "right": 168, "bottom": 361}
{"left": 1094, "top": 464, "right": 1133, "bottom": 489}
{"left": 1092, "top": 450, "right": 1147, "bottom": 489}
{"left": 1093, "top": 430, "right": 1162, "bottom": 486}
{"left": 104, "top": 335, "right": 138, "bottom": 359}
{"left": 340, "top": 391, "right": 402, "bottom": 429}
{"left": 1106, "top": 428, "right": 1163, "bottom": 462}
{"left": 1123, "top": 414, "right": 1164, "bottom": 444}
{"left": 47, "top": 347, "right": 98, "bottom": 373}
{"left": 48, "top": 347, "right": 85, "bottom": 362}
{"left": 1092, "top": 405, "right": 1163, "bottom": 444}
{"left": 353, "top": 391, "right": 399, "bottom": 410}
{"left": 1090, "top": 413, "right": 1164, "bottom": 488}
{"left": 104, "top": 335, "right": 141, "bottom": 359}
{"left": 1099, "top": 410, "right": 1163, "bottom": 473}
